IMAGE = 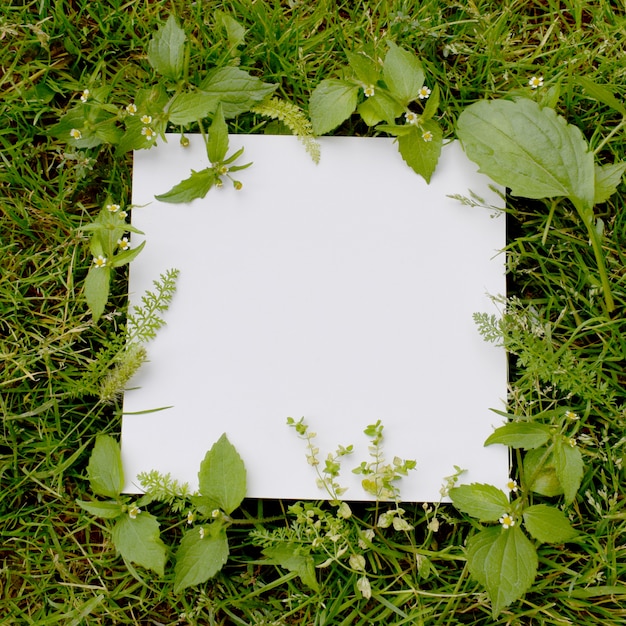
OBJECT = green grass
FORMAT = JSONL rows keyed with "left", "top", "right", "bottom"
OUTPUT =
{"left": 2, "top": 0, "right": 626, "bottom": 623}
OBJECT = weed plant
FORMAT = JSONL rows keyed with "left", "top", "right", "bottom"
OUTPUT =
{"left": 2, "top": 0, "right": 625, "bottom": 624}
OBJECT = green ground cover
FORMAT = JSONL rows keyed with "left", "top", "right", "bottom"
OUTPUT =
{"left": 1, "top": 0, "right": 625, "bottom": 623}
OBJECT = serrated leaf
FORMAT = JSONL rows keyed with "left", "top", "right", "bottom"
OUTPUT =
{"left": 457, "top": 98, "right": 595, "bottom": 212}
{"left": 484, "top": 422, "right": 552, "bottom": 449}
{"left": 382, "top": 41, "right": 424, "bottom": 106}
{"left": 200, "top": 67, "right": 277, "bottom": 118}
{"left": 594, "top": 162, "right": 626, "bottom": 205}
{"left": 76, "top": 500, "right": 124, "bottom": 519}
{"left": 112, "top": 512, "right": 167, "bottom": 576}
{"left": 263, "top": 544, "right": 319, "bottom": 591}
{"left": 449, "top": 483, "right": 510, "bottom": 522}
{"left": 174, "top": 525, "right": 229, "bottom": 593}
{"left": 346, "top": 51, "right": 380, "bottom": 86}
{"left": 84, "top": 265, "right": 111, "bottom": 323}
{"left": 198, "top": 433, "right": 246, "bottom": 515}
{"left": 554, "top": 439, "right": 584, "bottom": 504}
{"left": 155, "top": 168, "right": 216, "bottom": 204}
{"left": 357, "top": 90, "right": 403, "bottom": 126}
{"left": 147, "top": 15, "right": 186, "bottom": 80}
{"left": 309, "top": 79, "right": 359, "bottom": 135}
{"left": 168, "top": 92, "right": 220, "bottom": 126}
{"left": 523, "top": 504, "right": 578, "bottom": 544}
{"left": 467, "top": 525, "right": 538, "bottom": 618}
{"left": 577, "top": 77, "right": 626, "bottom": 116}
{"left": 208, "top": 104, "right": 228, "bottom": 164}
{"left": 397, "top": 121, "right": 442, "bottom": 183}
{"left": 87, "top": 435, "right": 123, "bottom": 498}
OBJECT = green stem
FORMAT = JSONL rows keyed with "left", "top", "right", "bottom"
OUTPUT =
{"left": 586, "top": 218, "right": 614, "bottom": 313}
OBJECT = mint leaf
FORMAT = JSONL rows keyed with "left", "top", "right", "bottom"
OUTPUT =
{"left": 147, "top": 15, "right": 186, "bottom": 80}
{"left": 397, "top": 121, "right": 442, "bottom": 183}
{"left": 593, "top": 162, "right": 626, "bottom": 205}
{"left": 84, "top": 264, "right": 110, "bottom": 323}
{"left": 155, "top": 168, "right": 216, "bottom": 204}
{"left": 112, "top": 512, "right": 167, "bottom": 576}
{"left": 457, "top": 98, "right": 595, "bottom": 212}
{"left": 309, "top": 79, "right": 359, "bottom": 135}
{"left": 87, "top": 435, "right": 123, "bottom": 498}
{"left": 263, "top": 544, "right": 319, "bottom": 591}
{"left": 200, "top": 67, "right": 277, "bottom": 118}
{"left": 523, "top": 504, "right": 578, "bottom": 544}
{"left": 382, "top": 41, "right": 424, "bottom": 106}
{"left": 207, "top": 104, "right": 228, "bottom": 164}
{"left": 198, "top": 433, "right": 246, "bottom": 515}
{"left": 174, "top": 524, "right": 229, "bottom": 593}
{"left": 467, "top": 525, "right": 538, "bottom": 618}
{"left": 554, "top": 439, "right": 584, "bottom": 504}
{"left": 484, "top": 422, "right": 552, "bottom": 449}
{"left": 76, "top": 500, "right": 123, "bottom": 519}
{"left": 449, "top": 483, "right": 510, "bottom": 522}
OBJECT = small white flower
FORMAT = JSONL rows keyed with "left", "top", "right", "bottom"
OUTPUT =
{"left": 69, "top": 128, "right": 82, "bottom": 140}
{"left": 405, "top": 111, "right": 419, "bottom": 125}
{"left": 499, "top": 513, "right": 515, "bottom": 529}
{"left": 128, "top": 505, "right": 141, "bottom": 519}
{"left": 186, "top": 510, "right": 195, "bottom": 525}
{"left": 106, "top": 203, "right": 120, "bottom": 213}
{"left": 141, "top": 126, "right": 156, "bottom": 141}
{"left": 92, "top": 255, "right": 107, "bottom": 268}
{"left": 199, "top": 526, "right": 205, "bottom": 539}
{"left": 565, "top": 410, "right": 579, "bottom": 421}
{"left": 417, "top": 85, "right": 431, "bottom": 99}
{"left": 211, "top": 509, "right": 221, "bottom": 518}
{"left": 126, "top": 103, "right": 137, "bottom": 115}
{"left": 568, "top": 437, "right": 577, "bottom": 448}
{"left": 118, "top": 210, "right": 128, "bottom": 220}
{"left": 528, "top": 76, "right": 544, "bottom": 89}
{"left": 118, "top": 237, "right": 130, "bottom": 250}
{"left": 421, "top": 130, "right": 433, "bottom": 142}
{"left": 363, "top": 84, "right": 375, "bottom": 98}
{"left": 80, "top": 89, "right": 90, "bottom": 103}
{"left": 507, "top": 479, "right": 519, "bottom": 493}
{"left": 140, "top": 114, "right": 152, "bottom": 124}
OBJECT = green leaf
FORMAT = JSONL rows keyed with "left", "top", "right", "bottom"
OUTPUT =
{"left": 200, "top": 67, "right": 277, "bottom": 118}
{"left": 215, "top": 10, "right": 246, "bottom": 48}
{"left": 76, "top": 500, "right": 124, "bottom": 519}
{"left": 397, "top": 121, "right": 442, "bottom": 183}
{"left": 593, "top": 162, "right": 626, "bottom": 205}
{"left": 168, "top": 92, "right": 220, "bottom": 126}
{"left": 577, "top": 77, "right": 626, "bottom": 116}
{"left": 346, "top": 51, "right": 380, "bottom": 86}
{"left": 263, "top": 544, "right": 319, "bottom": 591}
{"left": 207, "top": 104, "right": 228, "bottom": 164}
{"left": 357, "top": 90, "right": 404, "bottom": 126}
{"left": 524, "top": 448, "right": 563, "bottom": 497}
{"left": 174, "top": 524, "right": 229, "bottom": 593}
{"left": 421, "top": 83, "right": 440, "bottom": 122}
{"left": 198, "top": 433, "right": 246, "bottom": 515}
{"left": 457, "top": 98, "right": 595, "bottom": 212}
{"left": 155, "top": 168, "right": 216, "bottom": 204}
{"left": 112, "top": 512, "right": 167, "bottom": 576}
{"left": 147, "top": 15, "right": 186, "bottom": 80}
{"left": 523, "top": 504, "right": 578, "bottom": 544}
{"left": 484, "top": 422, "right": 552, "bottom": 449}
{"left": 84, "top": 265, "right": 111, "bottom": 323}
{"left": 382, "top": 41, "right": 425, "bottom": 106}
{"left": 467, "top": 525, "right": 538, "bottom": 618}
{"left": 87, "top": 435, "right": 124, "bottom": 498}
{"left": 554, "top": 439, "right": 584, "bottom": 504}
{"left": 110, "top": 240, "right": 146, "bottom": 268}
{"left": 309, "top": 79, "right": 360, "bottom": 135}
{"left": 448, "top": 483, "right": 510, "bottom": 522}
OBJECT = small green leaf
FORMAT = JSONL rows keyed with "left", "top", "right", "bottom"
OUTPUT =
{"left": 155, "top": 168, "right": 216, "bottom": 204}
{"left": 200, "top": 67, "right": 277, "bottom": 118}
{"left": 357, "top": 90, "right": 404, "bottom": 126}
{"left": 397, "top": 121, "right": 442, "bottom": 183}
{"left": 577, "top": 77, "right": 626, "bottom": 116}
{"left": 112, "top": 512, "right": 167, "bottom": 576}
{"left": 346, "top": 51, "right": 380, "bottom": 86}
{"left": 207, "top": 104, "right": 228, "bottom": 164}
{"left": 309, "top": 79, "right": 360, "bottom": 135}
{"left": 110, "top": 240, "right": 146, "bottom": 268}
{"left": 168, "top": 92, "right": 220, "bottom": 126}
{"left": 263, "top": 544, "right": 319, "bottom": 591}
{"left": 448, "top": 483, "right": 510, "bottom": 522}
{"left": 382, "top": 41, "right": 425, "bottom": 106}
{"left": 484, "top": 422, "right": 552, "bottom": 449}
{"left": 198, "top": 433, "right": 246, "bottom": 515}
{"left": 174, "top": 524, "right": 229, "bottom": 593}
{"left": 87, "top": 435, "right": 124, "bottom": 498}
{"left": 467, "top": 525, "right": 538, "bottom": 618}
{"left": 523, "top": 504, "right": 578, "bottom": 544}
{"left": 554, "top": 439, "right": 584, "bottom": 504}
{"left": 147, "top": 15, "right": 186, "bottom": 80}
{"left": 457, "top": 98, "right": 595, "bottom": 212}
{"left": 420, "top": 83, "right": 440, "bottom": 122}
{"left": 524, "top": 448, "right": 563, "bottom": 497}
{"left": 84, "top": 264, "right": 111, "bottom": 323}
{"left": 76, "top": 499, "right": 124, "bottom": 519}
{"left": 593, "top": 162, "right": 626, "bottom": 205}
{"left": 215, "top": 10, "right": 246, "bottom": 48}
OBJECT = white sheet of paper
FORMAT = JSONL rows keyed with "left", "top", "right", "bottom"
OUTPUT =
{"left": 122, "top": 134, "right": 507, "bottom": 501}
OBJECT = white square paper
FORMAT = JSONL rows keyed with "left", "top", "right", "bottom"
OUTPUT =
{"left": 121, "top": 134, "right": 507, "bottom": 501}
